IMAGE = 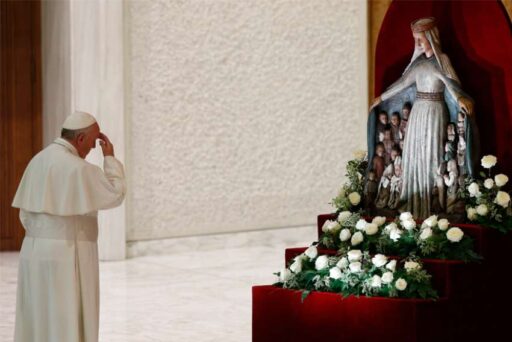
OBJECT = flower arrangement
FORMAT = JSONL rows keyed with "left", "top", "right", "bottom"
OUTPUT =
{"left": 461, "top": 155, "right": 512, "bottom": 233}
{"left": 319, "top": 212, "right": 479, "bottom": 262}
{"left": 330, "top": 151, "right": 367, "bottom": 212}
{"left": 276, "top": 246, "right": 438, "bottom": 300}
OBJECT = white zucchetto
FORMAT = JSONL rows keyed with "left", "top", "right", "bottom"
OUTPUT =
{"left": 62, "top": 111, "right": 97, "bottom": 130}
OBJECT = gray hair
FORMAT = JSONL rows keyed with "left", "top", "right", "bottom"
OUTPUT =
{"left": 61, "top": 127, "right": 91, "bottom": 140}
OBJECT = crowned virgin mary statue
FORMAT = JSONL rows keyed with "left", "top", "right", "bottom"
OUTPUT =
{"left": 367, "top": 17, "right": 478, "bottom": 219}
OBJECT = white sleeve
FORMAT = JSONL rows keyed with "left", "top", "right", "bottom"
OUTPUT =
{"left": 81, "top": 156, "right": 126, "bottom": 211}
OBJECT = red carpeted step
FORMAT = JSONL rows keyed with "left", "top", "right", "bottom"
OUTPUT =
{"left": 252, "top": 285, "right": 482, "bottom": 342}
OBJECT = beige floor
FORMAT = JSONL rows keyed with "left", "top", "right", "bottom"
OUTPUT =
{"left": 0, "top": 226, "right": 315, "bottom": 342}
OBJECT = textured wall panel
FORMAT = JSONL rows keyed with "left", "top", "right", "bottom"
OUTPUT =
{"left": 127, "top": 0, "right": 367, "bottom": 240}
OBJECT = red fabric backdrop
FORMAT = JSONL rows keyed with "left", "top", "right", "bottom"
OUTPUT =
{"left": 375, "top": 0, "right": 512, "bottom": 176}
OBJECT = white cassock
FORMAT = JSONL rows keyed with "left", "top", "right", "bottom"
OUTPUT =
{"left": 12, "top": 137, "right": 126, "bottom": 342}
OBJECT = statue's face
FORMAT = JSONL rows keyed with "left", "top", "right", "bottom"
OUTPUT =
{"left": 376, "top": 146, "right": 384, "bottom": 156}
{"left": 384, "top": 130, "right": 391, "bottom": 140}
{"left": 379, "top": 114, "right": 388, "bottom": 124}
{"left": 413, "top": 31, "right": 433, "bottom": 57}
{"left": 391, "top": 115, "right": 400, "bottom": 126}
{"left": 402, "top": 108, "right": 410, "bottom": 119}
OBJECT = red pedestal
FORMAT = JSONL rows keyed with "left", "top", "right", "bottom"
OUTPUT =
{"left": 252, "top": 285, "right": 481, "bottom": 342}
{"left": 253, "top": 215, "right": 512, "bottom": 340}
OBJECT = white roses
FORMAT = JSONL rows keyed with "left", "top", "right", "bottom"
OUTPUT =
{"left": 339, "top": 229, "right": 352, "bottom": 242}
{"left": 467, "top": 207, "right": 477, "bottom": 221}
{"left": 329, "top": 267, "right": 343, "bottom": 279}
{"left": 386, "top": 260, "right": 397, "bottom": 272}
{"left": 495, "top": 174, "right": 509, "bottom": 187}
{"left": 353, "top": 150, "right": 366, "bottom": 160}
{"left": 402, "top": 219, "right": 416, "bottom": 230}
{"left": 422, "top": 215, "right": 438, "bottom": 228}
{"left": 337, "top": 257, "right": 349, "bottom": 269}
{"left": 404, "top": 261, "right": 421, "bottom": 272}
{"left": 381, "top": 272, "right": 394, "bottom": 284}
{"left": 419, "top": 228, "right": 433, "bottom": 240}
{"left": 337, "top": 211, "right": 352, "bottom": 224}
{"left": 481, "top": 155, "right": 497, "bottom": 169}
{"left": 349, "top": 262, "right": 362, "bottom": 273}
{"left": 395, "top": 278, "right": 408, "bottom": 291}
{"left": 371, "top": 275, "right": 382, "bottom": 288}
{"left": 371, "top": 254, "right": 388, "bottom": 268}
{"left": 322, "top": 220, "right": 341, "bottom": 233}
{"left": 351, "top": 232, "right": 364, "bottom": 246}
{"left": 315, "top": 255, "right": 329, "bottom": 270}
{"left": 484, "top": 178, "right": 495, "bottom": 189}
{"left": 356, "top": 219, "right": 368, "bottom": 231}
{"left": 289, "top": 256, "right": 303, "bottom": 273}
{"left": 279, "top": 269, "right": 292, "bottom": 282}
{"left": 468, "top": 182, "right": 481, "bottom": 197}
{"left": 476, "top": 204, "right": 489, "bottom": 216}
{"left": 305, "top": 246, "right": 318, "bottom": 259}
{"left": 400, "top": 212, "right": 413, "bottom": 221}
{"left": 389, "top": 228, "right": 402, "bottom": 242}
{"left": 372, "top": 216, "right": 386, "bottom": 226}
{"left": 437, "top": 218, "right": 450, "bottom": 231}
{"left": 364, "top": 223, "right": 379, "bottom": 236}
{"left": 446, "top": 227, "right": 464, "bottom": 242}
{"left": 495, "top": 191, "right": 511, "bottom": 208}
{"left": 347, "top": 249, "right": 362, "bottom": 261}
{"left": 348, "top": 192, "right": 361, "bottom": 206}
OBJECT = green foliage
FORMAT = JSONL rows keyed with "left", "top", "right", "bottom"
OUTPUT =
{"left": 276, "top": 251, "right": 439, "bottom": 300}
{"left": 461, "top": 174, "right": 512, "bottom": 233}
{"left": 319, "top": 214, "right": 481, "bottom": 262}
{"left": 330, "top": 156, "right": 368, "bottom": 213}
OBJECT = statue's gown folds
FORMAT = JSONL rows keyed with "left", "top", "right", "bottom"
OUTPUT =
{"left": 380, "top": 55, "right": 465, "bottom": 218}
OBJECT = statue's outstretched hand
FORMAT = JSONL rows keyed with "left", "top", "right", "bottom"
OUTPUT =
{"left": 369, "top": 96, "right": 382, "bottom": 112}
{"left": 458, "top": 97, "right": 474, "bottom": 117}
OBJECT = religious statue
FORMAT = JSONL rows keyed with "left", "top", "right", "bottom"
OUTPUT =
{"left": 364, "top": 170, "right": 378, "bottom": 210}
{"left": 376, "top": 110, "right": 388, "bottom": 142}
{"left": 366, "top": 17, "right": 477, "bottom": 219}
{"left": 390, "top": 112, "right": 402, "bottom": 144}
{"left": 375, "top": 164, "right": 393, "bottom": 209}
{"left": 388, "top": 156, "right": 403, "bottom": 209}
{"left": 444, "top": 123, "right": 458, "bottom": 162}
{"left": 444, "top": 159, "right": 459, "bottom": 213}
{"left": 372, "top": 143, "right": 386, "bottom": 181}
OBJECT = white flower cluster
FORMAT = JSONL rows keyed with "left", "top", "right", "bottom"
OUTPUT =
{"left": 280, "top": 248, "right": 418, "bottom": 295}
{"left": 418, "top": 215, "right": 465, "bottom": 243}
{"left": 466, "top": 156, "right": 511, "bottom": 224}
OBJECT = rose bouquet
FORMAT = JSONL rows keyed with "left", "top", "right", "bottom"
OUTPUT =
{"left": 461, "top": 155, "right": 512, "bottom": 233}
{"left": 276, "top": 246, "right": 438, "bottom": 300}
{"left": 330, "top": 151, "right": 367, "bottom": 212}
{"left": 319, "top": 212, "right": 479, "bottom": 262}
{"left": 414, "top": 215, "right": 480, "bottom": 261}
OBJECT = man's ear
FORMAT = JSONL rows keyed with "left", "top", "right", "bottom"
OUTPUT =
{"left": 76, "top": 132, "right": 86, "bottom": 144}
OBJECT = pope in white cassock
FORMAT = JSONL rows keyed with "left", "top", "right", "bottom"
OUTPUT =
{"left": 12, "top": 111, "right": 126, "bottom": 342}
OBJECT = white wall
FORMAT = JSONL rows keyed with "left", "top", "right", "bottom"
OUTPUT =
{"left": 126, "top": 0, "right": 368, "bottom": 241}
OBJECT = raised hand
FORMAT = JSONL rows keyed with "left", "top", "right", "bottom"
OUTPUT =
{"left": 99, "top": 132, "right": 115, "bottom": 157}
{"left": 369, "top": 96, "right": 382, "bottom": 112}
{"left": 458, "top": 97, "right": 474, "bottom": 117}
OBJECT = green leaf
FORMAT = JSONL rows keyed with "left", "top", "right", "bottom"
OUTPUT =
{"left": 301, "top": 290, "right": 311, "bottom": 303}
